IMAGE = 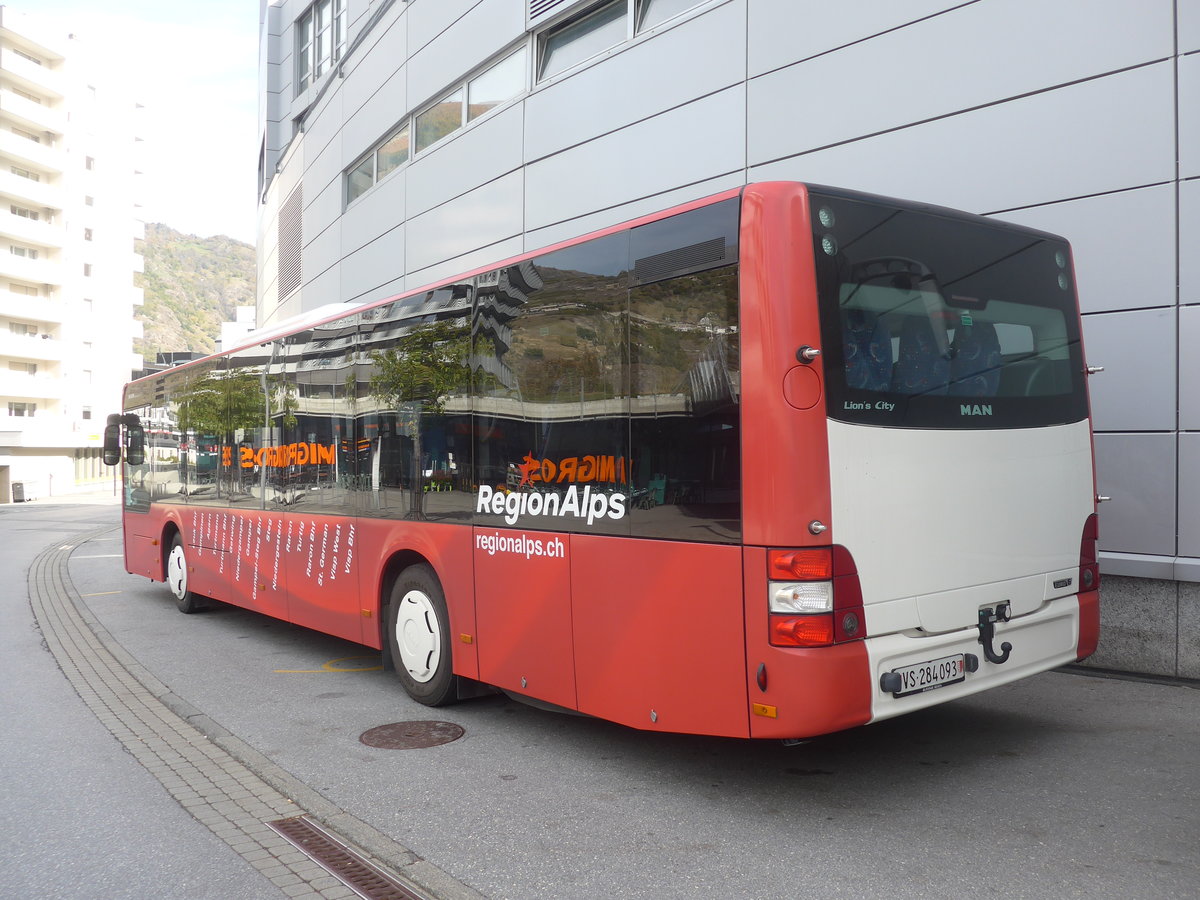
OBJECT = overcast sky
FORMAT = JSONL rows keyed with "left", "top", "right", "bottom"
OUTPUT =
{"left": 33, "top": 0, "right": 260, "bottom": 244}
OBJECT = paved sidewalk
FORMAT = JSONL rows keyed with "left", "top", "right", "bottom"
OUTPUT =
{"left": 27, "top": 525, "right": 483, "bottom": 900}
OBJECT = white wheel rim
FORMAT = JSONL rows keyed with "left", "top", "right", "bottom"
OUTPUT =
{"left": 167, "top": 544, "right": 188, "bottom": 601}
{"left": 396, "top": 590, "right": 441, "bottom": 683}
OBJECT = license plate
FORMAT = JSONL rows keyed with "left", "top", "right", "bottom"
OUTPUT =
{"left": 889, "top": 654, "right": 966, "bottom": 697}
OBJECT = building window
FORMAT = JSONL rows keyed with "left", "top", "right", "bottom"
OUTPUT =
{"left": 296, "top": 0, "right": 346, "bottom": 94}
{"left": 10, "top": 245, "right": 39, "bottom": 260}
{"left": 83, "top": 263, "right": 92, "bottom": 276}
{"left": 10, "top": 205, "right": 39, "bottom": 221}
{"left": 12, "top": 127, "right": 40, "bottom": 143}
{"left": 635, "top": 0, "right": 704, "bottom": 32}
{"left": 376, "top": 124, "right": 410, "bottom": 180}
{"left": 346, "top": 154, "right": 374, "bottom": 204}
{"left": 8, "top": 402, "right": 36, "bottom": 417}
{"left": 85, "top": 196, "right": 94, "bottom": 206}
{"left": 9, "top": 361, "right": 38, "bottom": 374}
{"left": 538, "top": 0, "right": 626, "bottom": 81}
{"left": 84, "top": 228, "right": 93, "bottom": 241}
{"left": 83, "top": 298, "right": 94, "bottom": 312}
{"left": 85, "top": 156, "right": 95, "bottom": 171}
{"left": 11, "top": 165, "right": 41, "bottom": 182}
{"left": 415, "top": 88, "right": 464, "bottom": 154}
{"left": 82, "top": 406, "right": 92, "bottom": 420}
{"left": 10, "top": 322, "right": 38, "bottom": 335}
{"left": 10, "top": 283, "right": 38, "bottom": 297}
{"left": 345, "top": 43, "right": 528, "bottom": 203}
{"left": 468, "top": 47, "right": 527, "bottom": 122}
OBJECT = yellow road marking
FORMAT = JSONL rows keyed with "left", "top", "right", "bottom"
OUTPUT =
{"left": 274, "top": 655, "right": 382, "bottom": 674}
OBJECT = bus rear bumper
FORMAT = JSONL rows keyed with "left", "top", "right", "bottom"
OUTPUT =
{"left": 865, "top": 594, "right": 1083, "bottom": 724}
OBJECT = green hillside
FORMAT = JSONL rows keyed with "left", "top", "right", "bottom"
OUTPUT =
{"left": 136, "top": 224, "right": 256, "bottom": 362}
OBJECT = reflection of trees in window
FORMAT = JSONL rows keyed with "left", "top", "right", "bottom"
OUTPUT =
{"left": 368, "top": 318, "right": 472, "bottom": 518}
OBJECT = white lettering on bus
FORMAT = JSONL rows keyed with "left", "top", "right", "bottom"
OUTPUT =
{"left": 476, "top": 484, "right": 627, "bottom": 526}
{"left": 475, "top": 531, "right": 566, "bottom": 560}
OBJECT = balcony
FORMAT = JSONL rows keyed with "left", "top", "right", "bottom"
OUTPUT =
{"left": 0, "top": 370, "right": 59, "bottom": 399}
{"left": 0, "top": 288, "right": 65, "bottom": 323}
{"left": 0, "top": 331, "right": 66, "bottom": 361}
{"left": 0, "top": 48, "right": 66, "bottom": 99}
{"left": 0, "top": 207, "right": 64, "bottom": 248}
{"left": 0, "top": 88, "right": 66, "bottom": 134}
{"left": 0, "top": 168, "right": 60, "bottom": 208}
{"left": 0, "top": 126, "right": 64, "bottom": 172}
{"left": 0, "top": 250, "right": 62, "bottom": 285}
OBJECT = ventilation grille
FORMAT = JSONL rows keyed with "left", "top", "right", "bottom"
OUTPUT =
{"left": 634, "top": 237, "right": 730, "bottom": 285}
{"left": 278, "top": 185, "right": 303, "bottom": 299}
{"left": 529, "top": 0, "right": 579, "bottom": 25}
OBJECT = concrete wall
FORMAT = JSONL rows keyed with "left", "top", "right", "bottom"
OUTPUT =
{"left": 258, "top": 0, "right": 1199, "bottom": 678}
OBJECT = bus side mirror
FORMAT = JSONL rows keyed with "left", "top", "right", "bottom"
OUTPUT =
{"left": 125, "top": 422, "right": 146, "bottom": 466}
{"left": 103, "top": 416, "right": 122, "bottom": 466}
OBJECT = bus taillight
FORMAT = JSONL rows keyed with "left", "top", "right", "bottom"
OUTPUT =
{"left": 1080, "top": 514, "right": 1100, "bottom": 592}
{"left": 767, "top": 546, "right": 865, "bottom": 647}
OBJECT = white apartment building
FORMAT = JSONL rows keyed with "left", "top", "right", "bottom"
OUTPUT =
{"left": 0, "top": 6, "right": 144, "bottom": 502}
{"left": 257, "top": 0, "right": 1199, "bottom": 678}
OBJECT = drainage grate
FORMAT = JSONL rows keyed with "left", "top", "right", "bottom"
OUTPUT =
{"left": 360, "top": 720, "right": 465, "bottom": 749}
{"left": 268, "top": 816, "right": 427, "bottom": 900}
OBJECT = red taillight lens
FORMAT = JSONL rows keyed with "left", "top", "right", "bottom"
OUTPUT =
{"left": 768, "top": 548, "right": 833, "bottom": 580}
{"left": 770, "top": 614, "right": 835, "bottom": 647}
{"left": 768, "top": 546, "right": 864, "bottom": 647}
{"left": 1079, "top": 513, "right": 1100, "bottom": 592}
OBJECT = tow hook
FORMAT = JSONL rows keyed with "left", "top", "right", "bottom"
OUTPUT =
{"left": 978, "top": 601, "right": 1013, "bottom": 665}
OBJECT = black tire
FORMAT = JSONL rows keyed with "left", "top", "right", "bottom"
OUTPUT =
{"left": 165, "top": 534, "right": 206, "bottom": 614}
{"left": 386, "top": 564, "right": 457, "bottom": 706}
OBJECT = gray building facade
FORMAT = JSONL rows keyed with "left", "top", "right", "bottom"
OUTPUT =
{"left": 257, "top": 0, "right": 1200, "bottom": 679}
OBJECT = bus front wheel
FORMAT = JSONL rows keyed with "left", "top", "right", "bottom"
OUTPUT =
{"left": 166, "top": 534, "right": 206, "bottom": 614}
{"left": 387, "top": 564, "right": 457, "bottom": 706}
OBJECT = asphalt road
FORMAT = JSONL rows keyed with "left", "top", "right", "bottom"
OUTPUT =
{"left": 5, "top": 497, "right": 1200, "bottom": 899}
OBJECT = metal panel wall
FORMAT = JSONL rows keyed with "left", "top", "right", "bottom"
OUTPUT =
{"left": 525, "top": 85, "right": 745, "bottom": 230}
{"left": 524, "top": 0, "right": 744, "bottom": 161}
{"left": 1181, "top": 305, "right": 1200, "bottom": 430}
{"left": 748, "top": 0, "right": 1172, "bottom": 166}
{"left": 1180, "top": 434, "right": 1200, "bottom": 558}
{"left": 1181, "top": 53, "right": 1200, "bottom": 178}
{"left": 404, "top": 170, "right": 524, "bottom": 274}
{"left": 746, "top": 0, "right": 958, "bottom": 77}
{"left": 405, "top": 104, "right": 525, "bottom": 218}
{"left": 1092, "top": 434, "right": 1177, "bottom": 558}
{"left": 1083, "top": 309, "right": 1177, "bottom": 432}
{"left": 994, "top": 185, "right": 1177, "bottom": 316}
{"left": 406, "top": 0, "right": 523, "bottom": 113}
{"left": 750, "top": 63, "right": 1176, "bottom": 213}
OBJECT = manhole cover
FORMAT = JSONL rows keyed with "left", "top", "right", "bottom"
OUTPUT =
{"left": 359, "top": 721, "right": 464, "bottom": 749}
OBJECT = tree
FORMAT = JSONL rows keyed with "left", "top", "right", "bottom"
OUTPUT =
{"left": 368, "top": 319, "right": 472, "bottom": 517}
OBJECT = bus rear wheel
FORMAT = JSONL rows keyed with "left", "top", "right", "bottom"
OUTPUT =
{"left": 387, "top": 564, "right": 457, "bottom": 706}
{"left": 166, "top": 534, "right": 206, "bottom": 614}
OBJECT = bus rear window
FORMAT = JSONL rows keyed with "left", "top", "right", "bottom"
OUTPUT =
{"left": 810, "top": 189, "right": 1089, "bottom": 429}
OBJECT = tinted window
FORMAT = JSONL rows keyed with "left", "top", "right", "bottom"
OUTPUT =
{"left": 473, "top": 232, "right": 632, "bottom": 537}
{"left": 810, "top": 189, "right": 1088, "bottom": 429}
{"left": 358, "top": 291, "right": 474, "bottom": 522}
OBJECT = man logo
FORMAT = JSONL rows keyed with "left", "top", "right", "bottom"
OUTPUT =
{"left": 960, "top": 404, "right": 993, "bottom": 416}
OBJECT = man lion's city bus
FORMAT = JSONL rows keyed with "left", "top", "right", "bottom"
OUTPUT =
{"left": 105, "top": 182, "right": 1100, "bottom": 740}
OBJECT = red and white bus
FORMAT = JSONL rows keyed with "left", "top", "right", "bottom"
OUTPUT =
{"left": 106, "top": 181, "right": 1100, "bottom": 740}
